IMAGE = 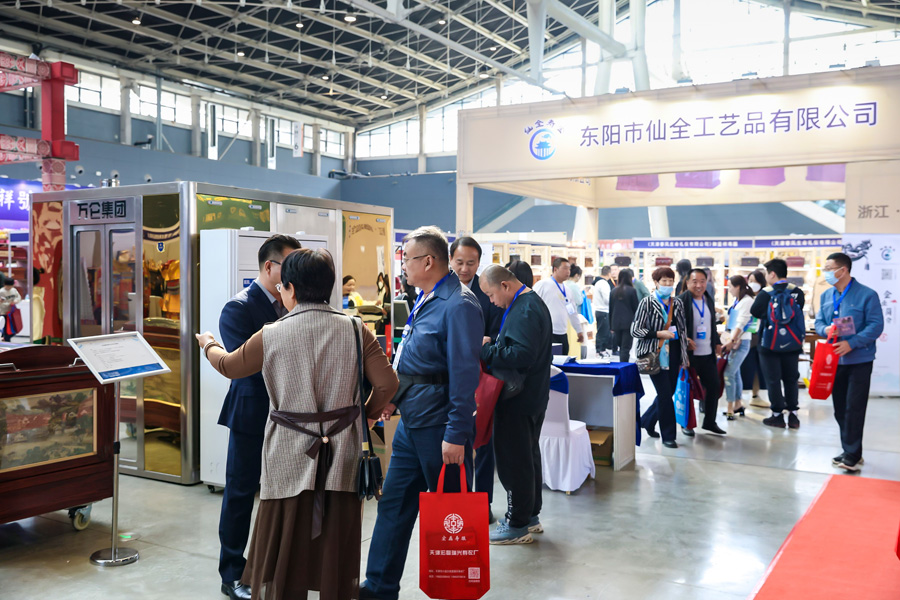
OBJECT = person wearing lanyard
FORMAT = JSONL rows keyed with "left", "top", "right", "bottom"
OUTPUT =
{"left": 721, "top": 275, "right": 756, "bottom": 420}
{"left": 815, "top": 252, "right": 884, "bottom": 472}
{"left": 479, "top": 265, "right": 553, "bottom": 544}
{"left": 678, "top": 269, "right": 727, "bottom": 436}
{"left": 361, "top": 227, "right": 483, "bottom": 600}
{"left": 533, "top": 257, "right": 584, "bottom": 356}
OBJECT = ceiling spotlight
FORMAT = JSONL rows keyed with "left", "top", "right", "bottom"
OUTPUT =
{"left": 237, "top": 50, "right": 245, "bottom": 57}
{"left": 322, "top": 74, "right": 330, "bottom": 80}
{"left": 380, "top": 94, "right": 388, "bottom": 99}
{"left": 344, "top": 12, "right": 357, "bottom": 23}
{"left": 489, "top": 46, "right": 497, "bottom": 51}
{"left": 438, "top": 18, "right": 447, "bottom": 25}
{"left": 132, "top": 15, "right": 142, "bottom": 25}
{"left": 479, "top": 72, "right": 489, "bottom": 79}
{"left": 295, "top": 22, "right": 304, "bottom": 28}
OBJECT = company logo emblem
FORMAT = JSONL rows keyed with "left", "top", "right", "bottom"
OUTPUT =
{"left": 524, "top": 119, "right": 563, "bottom": 161}
{"left": 443, "top": 513, "right": 464, "bottom": 534}
{"left": 826, "top": 354, "right": 833, "bottom": 366}
{"left": 882, "top": 245, "right": 894, "bottom": 261}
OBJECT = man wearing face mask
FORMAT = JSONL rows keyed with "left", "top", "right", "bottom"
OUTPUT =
{"left": 815, "top": 252, "right": 883, "bottom": 472}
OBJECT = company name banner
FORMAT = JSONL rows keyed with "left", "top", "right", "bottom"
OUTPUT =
{"left": 458, "top": 69, "right": 900, "bottom": 183}
{"left": 633, "top": 238, "right": 753, "bottom": 249}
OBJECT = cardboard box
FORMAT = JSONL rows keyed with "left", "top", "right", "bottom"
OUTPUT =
{"left": 370, "top": 415, "right": 401, "bottom": 477}
{"left": 589, "top": 428, "right": 613, "bottom": 467}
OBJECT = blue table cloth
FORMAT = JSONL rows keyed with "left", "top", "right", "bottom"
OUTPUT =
{"left": 558, "top": 360, "right": 645, "bottom": 446}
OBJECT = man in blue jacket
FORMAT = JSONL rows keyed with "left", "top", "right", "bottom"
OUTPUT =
{"left": 217, "top": 234, "right": 301, "bottom": 600}
{"left": 449, "top": 236, "right": 502, "bottom": 520}
{"left": 361, "top": 227, "right": 483, "bottom": 600}
{"left": 815, "top": 252, "right": 884, "bottom": 472}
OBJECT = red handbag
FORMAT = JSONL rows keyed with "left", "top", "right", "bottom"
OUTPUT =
{"left": 473, "top": 365, "right": 503, "bottom": 449}
{"left": 3, "top": 305, "right": 21, "bottom": 337}
{"left": 419, "top": 465, "right": 490, "bottom": 600}
{"left": 716, "top": 356, "right": 728, "bottom": 401}
{"left": 809, "top": 331, "right": 839, "bottom": 400}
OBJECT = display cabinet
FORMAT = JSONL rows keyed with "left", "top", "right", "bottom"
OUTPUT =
{"left": 0, "top": 345, "right": 115, "bottom": 528}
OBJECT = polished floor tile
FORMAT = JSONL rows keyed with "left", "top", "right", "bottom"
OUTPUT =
{"left": 2, "top": 387, "right": 898, "bottom": 599}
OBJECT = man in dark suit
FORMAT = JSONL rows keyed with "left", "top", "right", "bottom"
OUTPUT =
{"left": 217, "top": 234, "right": 301, "bottom": 600}
{"left": 450, "top": 237, "right": 503, "bottom": 521}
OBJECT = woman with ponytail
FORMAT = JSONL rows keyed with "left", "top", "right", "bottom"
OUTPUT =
{"left": 722, "top": 275, "right": 756, "bottom": 419}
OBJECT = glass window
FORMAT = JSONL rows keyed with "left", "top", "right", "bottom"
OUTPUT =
{"left": 67, "top": 71, "right": 119, "bottom": 110}
{"left": 175, "top": 94, "right": 192, "bottom": 125}
{"left": 389, "top": 122, "right": 407, "bottom": 156}
{"left": 304, "top": 126, "right": 313, "bottom": 150}
{"left": 370, "top": 128, "right": 389, "bottom": 157}
{"left": 356, "top": 132, "right": 371, "bottom": 158}
{"left": 101, "top": 77, "right": 121, "bottom": 110}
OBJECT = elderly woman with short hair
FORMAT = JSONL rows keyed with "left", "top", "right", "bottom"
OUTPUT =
{"left": 197, "top": 248, "right": 399, "bottom": 600}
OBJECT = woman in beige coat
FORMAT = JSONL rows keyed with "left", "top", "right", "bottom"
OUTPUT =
{"left": 197, "top": 248, "right": 398, "bottom": 600}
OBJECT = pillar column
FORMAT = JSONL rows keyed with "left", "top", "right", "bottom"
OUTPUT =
{"left": 311, "top": 124, "right": 322, "bottom": 176}
{"left": 119, "top": 77, "right": 132, "bottom": 146}
{"left": 251, "top": 108, "right": 262, "bottom": 167}
{"left": 648, "top": 206, "right": 670, "bottom": 238}
{"left": 190, "top": 94, "right": 201, "bottom": 157}
{"left": 455, "top": 181, "right": 475, "bottom": 236}
{"left": 417, "top": 104, "right": 427, "bottom": 174}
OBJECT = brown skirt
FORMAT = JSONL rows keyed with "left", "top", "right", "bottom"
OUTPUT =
{"left": 242, "top": 490, "right": 362, "bottom": 600}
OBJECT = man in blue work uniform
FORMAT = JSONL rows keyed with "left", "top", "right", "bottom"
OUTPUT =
{"left": 449, "top": 236, "right": 503, "bottom": 522}
{"left": 360, "top": 226, "right": 484, "bottom": 600}
{"left": 815, "top": 252, "right": 883, "bottom": 472}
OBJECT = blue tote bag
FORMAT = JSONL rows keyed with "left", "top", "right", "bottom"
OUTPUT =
{"left": 673, "top": 367, "right": 690, "bottom": 428}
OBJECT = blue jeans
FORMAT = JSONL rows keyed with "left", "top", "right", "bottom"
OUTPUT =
{"left": 723, "top": 339, "right": 751, "bottom": 402}
{"left": 363, "top": 421, "right": 473, "bottom": 600}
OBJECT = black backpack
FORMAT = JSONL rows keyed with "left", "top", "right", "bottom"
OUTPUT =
{"left": 760, "top": 284, "right": 805, "bottom": 353}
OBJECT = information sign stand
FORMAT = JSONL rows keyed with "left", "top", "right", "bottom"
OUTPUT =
{"left": 67, "top": 332, "right": 172, "bottom": 567}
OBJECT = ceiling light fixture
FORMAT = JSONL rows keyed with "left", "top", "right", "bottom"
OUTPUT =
{"left": 132, "top": 14, "right": 142, "bottom": 25}
{"left": 479, "top": 72, "right": 489, "bottom": 79}
{"left": 322, "top": 74, "right": 330, "bottom": 80}
{"left": 237, "top": 50, "right": 245, "bottom": 57}
{"left": 296, "top": 22, "right": 304, "bottom": 28}
{"left": 438, "top": 18, "right": 447, "bottom": 25}
{"left": 344, "top": 13, "right": 357, "bottom": 23}
{"left": 380, "top": 94, "right": 388, "bottom": 99}
{"left": 489, "top": 46, "right": 497, "bottom": 51}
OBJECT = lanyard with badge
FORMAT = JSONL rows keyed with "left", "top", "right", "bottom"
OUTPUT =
{"left": 726, "top": 298, "right": 739, "bottom": 331}
{"left": 832, "top": 279, "right": 856, "bottom": 336}
{"left": 393, "top": 273, "right": 451, "bottom": 370}
{"left": 658, "top": 293, "right": 678, "bottom": 340}
{"left": 500, "top": 285, "right": 527, "bottom": 333}
{"left": 693, "top": 298, "right": 708, "bottom": 340}
{"left": 554, "top": 279, "right": 576, "bottom": 316}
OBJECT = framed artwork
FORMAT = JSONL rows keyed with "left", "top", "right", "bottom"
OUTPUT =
{"left": 0, "top": 388, "right": 97, "bottom": 473}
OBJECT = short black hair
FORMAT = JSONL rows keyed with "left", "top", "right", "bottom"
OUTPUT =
{"left": 505, "top": 259, "right": 534, "bottom": 288}
{"left": 749, "top": 270, "right": 767, "bottom": 287}
{"left": 342, "top": 275, "right": 355, "bottom": 285}
{"left": 652, "top": 267, "right": 675, "bottom": 282}
{"left": 403, "top": 226, "right": 449, "bottom": 264}
{"left": 764, "top": 258, "right": 788, "bottom": 279}
{"left": 551, "top": 256, "right": 569, "bottom": 271}
{"left": 827, "top": 252, "right": 852, "bottom": 273}
{"left": 281, "top": 248, "right": 335, "bottom": 303}
{"left": 2, "top": 276, "right": 14, "bottom": 287}
{"left": 600, "top": 265, "right": 611, "bottom": 276}
{"left": 450, "top": 236, "right": 482, "bottom": 260}
{"left": 258, "top": 234, "right": 302, "bottom": 269}
{"left": 688, "top": 268, "right": 708, "bottom": 280}
{"left": 569, "top": 265, "right": 582, "bottom": 278}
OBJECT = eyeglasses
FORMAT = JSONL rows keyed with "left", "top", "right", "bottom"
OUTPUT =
{"left": 276, "top": 283, "right": 283, "bottom": 293}
{"left": 401, "top": 254, "right": 434, "bottom": 265}
{"left": 269, "top": 259, "right": 281, "bottom": 266}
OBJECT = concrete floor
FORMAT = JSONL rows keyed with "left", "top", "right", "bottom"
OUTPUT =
{"left": 2, "top": 389, "right": 898, "bottom": 600}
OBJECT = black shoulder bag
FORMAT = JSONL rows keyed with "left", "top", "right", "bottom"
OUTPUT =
{"left": 351, "top": 316, "right": 384, "bottom": 501}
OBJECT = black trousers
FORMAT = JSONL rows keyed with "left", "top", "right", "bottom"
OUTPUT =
{"left": 740, "top": 344, "right": 767, "bottom": 391}
{"left": 493, "top": 405, "right": 544, "bottom": 529}
{"left": 474, "top": 430, "right": 495, "bottom": 505}
{"left": 219, "top": 430, "right": 264, "bottom": 584}
{"left": 642, "top": 350, "right": 682, "bottom": 443}
{"left": 552, "top": 333, "right": 569, "bottom": 355}
{"left": 832, "top": 361, "right": 873, "bottom": 462}
{"left": 757, "top": 348, "right": 800, "bottom": 412}
{"left": 612, "top": 329, "right": 633, "bottom": 363}
{"left": 595, "top": 312, "right": 611, "bottom": 353}
{"left": 691, "top": 353, "right": 720, "bottom": 427}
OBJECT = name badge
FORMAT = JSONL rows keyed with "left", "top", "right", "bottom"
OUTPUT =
{"left": 668, "top": 326, "right": 679, "bottom": 340}
{"left": 566, "top": 302, "right": 576, "bottom": 315}
{"left": 834, "top": 316, "right": 856, "bottom": 337}
{"left": 697, "top": 331, "right": 708, "bottom": 340}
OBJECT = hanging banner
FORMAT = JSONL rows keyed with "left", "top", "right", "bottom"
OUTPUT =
{"left": 292, "top": 122, "right": 304, "bottom": 158}
{"left": 755, "top": 237, "right": 842, "bottom": 248}
{"left": 633, "top": 238, "right": 753, "bottom": 249}
{"left": 839, "top": 234, "right": 900, "bottom": 395}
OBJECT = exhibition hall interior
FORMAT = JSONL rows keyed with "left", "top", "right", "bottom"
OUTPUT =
{"left": 1, "top": 0, "right": 899, "bottom": 598}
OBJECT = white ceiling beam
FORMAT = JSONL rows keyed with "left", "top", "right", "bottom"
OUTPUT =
{"left": 750, "top": 0, "right": 900, "bottom": 27}
{"left": 413, "top": 0, "right": 523, "bottom": 54}
{"left": 526, "top": 0, "right": 547, "bottom": 82}
{"left": 45, "top": 0, "right": 389, "bottom": 111}
{"left": 544, "top": 0, "right": 627, "bottom": 55}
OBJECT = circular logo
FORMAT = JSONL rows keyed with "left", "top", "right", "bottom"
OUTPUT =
{"left": 443, "top": 513, "right": 464, "bottom": 534}
{"left": 882, "top": 247, "right": 893, "bottom": 261}
{"left": 529, "top": 128, "right": 556, "bottom": 160}
{"left": 825, "top": 354, "right": 833, "bottom": 365}
{"left": 779, "top": 328, "right": 787, "bottom": 336}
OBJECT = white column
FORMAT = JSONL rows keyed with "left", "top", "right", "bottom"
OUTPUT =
{"left": 573, "top": 206, "right": 599, "bottom": 245}
{"left": 417, "top": 104, "right": 427, "bottom": 174}
{"left": 672, "top": 0, "right": 687, "bottom": 82}
{"left": 593, "top": 0, "right": 616, "bottom": 95}
{"left": 311, "top": 124, "right": 322, "bottom": 177}
{"left": 119, "top": 77, "right": 132, "bottom": 146}
{"left": 783, "top": 0, "right": 791, "bottom": 76}
{"left": 190, "top": 95, "right": 201, "bottom": 157}
{"left": 455, "top": 181, "right": 475, "bottom": 236}
{"left": 495, "top": 77, "right": 503, "bottom": 105}
{"left": 648, "top": 206, "right": 670, "bottom": 238}
{"left": 344, "top": 131, "right": 355, "bottom": 174}
{"left": 631, "top": 0, "right": 650, "bottom": 91}
{"left": 251, "top": 109, "right": 262, "bottom": 167}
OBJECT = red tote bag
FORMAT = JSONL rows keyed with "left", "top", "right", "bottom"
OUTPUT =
{"left": 419, "top": 465, "right": 490, "bottom": 600}
{"left": 473, "top": 365, "right": 503, "bottom": 449}
{"left": 809, "top": 332, "right": 839, "bottom": 400}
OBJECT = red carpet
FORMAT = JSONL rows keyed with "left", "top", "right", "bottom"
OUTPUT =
{"left": 750, "top": 475, "right": 900, "bottom": 599}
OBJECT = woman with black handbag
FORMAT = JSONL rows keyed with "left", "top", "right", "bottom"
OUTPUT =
{"left": 631, "top": 267, "right": 690, "bottom": 448}
{"left": 197, "top": 248, "right": 399, "bottom": 600}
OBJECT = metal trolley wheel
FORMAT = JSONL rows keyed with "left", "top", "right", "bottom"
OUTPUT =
{"left": 67, "top": 505, "right": 92, "bottom": 531}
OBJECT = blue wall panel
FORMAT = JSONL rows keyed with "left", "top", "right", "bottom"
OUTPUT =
{"left": 162, "top": 124, "right": 191, "bottom": 155}
{"left": 68, "top": 107, "right": 118, "bottom": 142}
{"left": 0, "top": 93, "right": 26, "bottom": 128}
{"left": 426, "top": 155, "right": 457, "bottom": 172}
{"left": 275, "top": 147, "right": 314, "bottom": 175}
{"left": 217, "top": 135, "right": 253, "bottom": 166}
{"left": 321, "top": 156, "right": 345, "bottom": 174}
{"left": 357, "top": 158, "right": 417, "bottom": 176}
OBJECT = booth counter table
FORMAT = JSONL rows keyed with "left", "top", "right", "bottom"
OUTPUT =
{"left": 557, "top": 361, "right": 645, "bottom": 471}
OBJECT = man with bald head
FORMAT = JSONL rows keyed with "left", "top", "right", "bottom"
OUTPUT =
{"left": 479, "top": 265, "right": 553, "bottom": 545}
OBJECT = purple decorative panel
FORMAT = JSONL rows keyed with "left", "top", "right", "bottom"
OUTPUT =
{"left": 739, "top": 168, "right": 786, "bottom": 186}
{"left": 806, "top": 164, "right": 846, "bottom": 183}
{"left": 616, "top": 174, "right": 660, "bottom": 192}
{"left": 675, "top": 171, "right": 721, "bottom": 189}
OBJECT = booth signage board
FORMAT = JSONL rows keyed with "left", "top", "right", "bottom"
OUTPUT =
{"left": 755, "top": 237, "right": 842, "bottom": 248}
{"left": 458, "top": 67, "right": 900, "bottom": 184}
{"left": 68, "top": 332, "right": 171, "bottom": 384}
{"left": 69, "top": 197, "right": 135, "bottom": 225}
{"left": 633, "top": 238, "right": 753, "bottom": 249}
{"left": 839, "top": 234, "right": 900, "bottom": 396}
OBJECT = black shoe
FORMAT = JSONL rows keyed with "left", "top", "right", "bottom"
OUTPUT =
{"left": 832, "top": 453, "right": 845, "bottom": 467}
{"left": 698, "top": 404, "right": 705, "bottom": 414}
{"left": 787, "top": 412, "right": 800, "bottom": 429}
{"left": 644, "top": 426, "right": 660, "bottom": 439}
{"left": 681, "top": 427, "right": 695, "bottom": 437}
{"left": 662, "top": 440, "right": 678, "bottom": 448}
{"left": 725, "top": 412, "right": 736, "bottom": 421}
{"left": 839, "top": 456, "right": 863, "bottom": 472}
{"left": 734, "top": 405, "right": 746, "bottom": 417}
{"left": 702, "top": 423, "right": 727, "bottom": 435}
{"left": 221, "top": 582, "right": 252, "bottom": 600}
{"left": 358, "top": 583, "right": 386, "bottom": 600}
{"left": 763, "top": 413, "right": 786, "bottom": 428}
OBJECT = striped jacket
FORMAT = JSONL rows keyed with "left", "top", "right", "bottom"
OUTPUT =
{"left": 631, "top": 293, "right": 690, "bottom": 368}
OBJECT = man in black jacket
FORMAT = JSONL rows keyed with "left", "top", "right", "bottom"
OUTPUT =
{"left": 678, "top": 269, "right": 727, "bottom": 436}
{"left": 479, "top": 265, "right": 553, "bottom": 545}
{"left": 450, "top": 237, "right": 503, "bottom": 519}
{"left": 750, "top": 258, "right": 805, "bottom": 429}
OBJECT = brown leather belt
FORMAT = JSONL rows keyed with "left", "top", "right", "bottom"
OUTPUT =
{"left": 269, "top": 404, "right": 360, "bottom": 539}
